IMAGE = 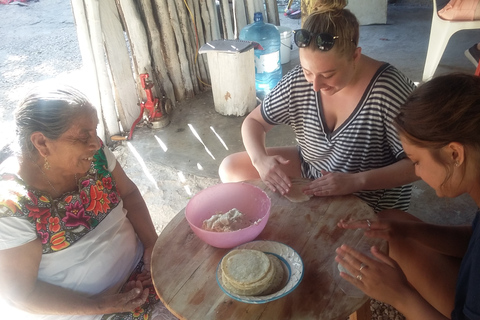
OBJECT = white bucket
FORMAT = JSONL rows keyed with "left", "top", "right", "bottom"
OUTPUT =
{"left": 277, "top": 26, "right": 292, "bottom": 64}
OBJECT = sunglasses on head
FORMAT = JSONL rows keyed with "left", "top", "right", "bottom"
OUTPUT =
{"left": 293, "top": 29, "right": 339, "bottom": 51}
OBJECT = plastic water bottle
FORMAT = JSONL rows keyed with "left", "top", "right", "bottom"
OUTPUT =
{"left": 240, "top": 12, "right": 282, "bottom": 99}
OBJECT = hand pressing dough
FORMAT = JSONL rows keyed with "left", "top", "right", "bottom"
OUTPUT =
{"left": 284, "top": 178, "right": 313, "bottom": 203}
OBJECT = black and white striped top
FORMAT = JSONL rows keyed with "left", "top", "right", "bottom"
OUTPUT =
{"left": 261, "top": 64, "right": 416, "bottom": 212}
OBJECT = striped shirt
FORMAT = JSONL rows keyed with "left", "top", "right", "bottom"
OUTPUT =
{"left": 261, "top": 63, "right": 416, "bottom": 212}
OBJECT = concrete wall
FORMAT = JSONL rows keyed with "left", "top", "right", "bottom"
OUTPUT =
{"left": 347, "top": 0, "right": 388, "bottom": 25}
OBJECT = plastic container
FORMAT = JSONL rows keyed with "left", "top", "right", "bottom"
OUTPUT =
{"left": 240, "top": 12, "right": 282, "bottom": 99}
{"left": 277, "top": 26, "right": 292, "bottom": 64}
{"left": 185, "top": 182, "right": 271, "bottom": 248}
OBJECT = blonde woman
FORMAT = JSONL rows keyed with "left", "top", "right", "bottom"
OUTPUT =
{"left": 219, "top": 0, "right": 418, "bottom": 212}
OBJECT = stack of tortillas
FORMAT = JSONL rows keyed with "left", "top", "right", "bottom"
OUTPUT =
{"left": 220, "top": 249, "right": 285, "bottom": 296}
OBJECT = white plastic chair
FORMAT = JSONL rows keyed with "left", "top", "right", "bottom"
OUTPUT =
{"left": 422, "top": 0, "right": 480, "bottom": 81}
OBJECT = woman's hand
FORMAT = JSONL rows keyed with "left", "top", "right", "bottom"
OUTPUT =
{"left": 98, "top": 280, "right": 149, "bottom": 314}
{"left": 134, "top": 247, "right": 155, "bottom": 287}
{"left": 303, "top": 170, "right": 362, "bottom": 197}
{"left": 335, "top": 244, "right": 413, "bottom": 307}
{"left": 338, "top": 212, "right": 408, "bottom": 242}
{"left": 254, "top": 155, "right": 292, "bottom": 195}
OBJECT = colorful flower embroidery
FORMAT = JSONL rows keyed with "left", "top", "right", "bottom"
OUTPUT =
{"left": 80, "top": 190, "right": 89, "bottom": 204}
{"left": 0, "top": 199, "right": 20, "bottom": 215}
{"left": 86, "top": 185, "right": 111, "bottom": 215}
{"left": 27, "top": 191, "right": 38, "bottom": 205}
{"left": 102, "top": 177, "right": 112, "bottom": 190}
{"left": 50, "top": 231, "right": 70, "bottom": 251}
{"left": 48, "top": 216, "right": 61, "bottom": 233}
{"left": 1, "top": 145, "right": 121, "bottom": 254}
{"left": 62, "top": 201, "right": 91, "bottom": 229}
{"left": 132, "top": 307, "right": 144, "bottom": 318}
{"left": 81, "top": 179, "right": 90, "bottom": 188}
{"left": 108, "top": 192, "right": 119, "bottom": 204}
{"left": 38, "top": 230, "right": 49, "bottom": 244}
{"left": 25, "top": 204, "right": 51, "bottom": 232}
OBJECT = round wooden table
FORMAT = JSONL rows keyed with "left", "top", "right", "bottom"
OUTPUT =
{"left": 151, "top": 180, "right": 383, "bottom": 320}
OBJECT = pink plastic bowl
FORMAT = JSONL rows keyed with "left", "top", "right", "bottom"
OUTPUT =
{"left": 185, "top": 182, "right": 271, "bottom": 248}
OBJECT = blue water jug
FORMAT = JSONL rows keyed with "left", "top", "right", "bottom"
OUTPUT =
{"left": 239, "top": 12, "right": 282, "bottom": 99}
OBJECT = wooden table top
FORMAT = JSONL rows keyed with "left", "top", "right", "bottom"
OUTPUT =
{"left": 151, "top": 180, "right": 382, "bottom": 320}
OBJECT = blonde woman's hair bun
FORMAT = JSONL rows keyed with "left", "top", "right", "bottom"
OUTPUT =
{"left": 312, "top": 0, "right": 347, "bottom": 14}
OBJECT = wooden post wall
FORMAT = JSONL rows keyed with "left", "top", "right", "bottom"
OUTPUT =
{"left": 71, "top": 0, "right": 278, "bottom": 141}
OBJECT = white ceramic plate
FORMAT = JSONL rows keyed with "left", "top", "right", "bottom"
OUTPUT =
{"left": 216, "top": 240, "right": 304, "bottom": 304}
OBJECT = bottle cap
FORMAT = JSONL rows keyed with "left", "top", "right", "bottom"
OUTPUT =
{"left": 254, "top": 12, "right": 263, "bottom": 22}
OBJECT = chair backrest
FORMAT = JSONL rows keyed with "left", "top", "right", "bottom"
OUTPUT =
{"left": 423, "top": 0, "right": 480, "bottom": 81}
{"left": 433, "top": 0, "right": 438, "bottom": 16}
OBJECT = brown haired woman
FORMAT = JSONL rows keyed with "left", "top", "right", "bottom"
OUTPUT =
{"left": 218, "top": 0, "right": 418, "bottom": 213}
{"left": 337, "top": 73, "right": 480, "bottom": 319}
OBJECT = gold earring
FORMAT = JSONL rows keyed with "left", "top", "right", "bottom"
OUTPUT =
{"left": 44, "top": 156, "right": 50, "bottom": 170}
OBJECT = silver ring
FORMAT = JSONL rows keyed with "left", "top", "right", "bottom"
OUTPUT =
{"left": 359, "top": 263, "right": 367, "bottom": 271}
{"left": 366, "top": 219, "right": 371, "bottom": 230}
{"left": 356, "top": 274, "right": 363, "bottom": 281}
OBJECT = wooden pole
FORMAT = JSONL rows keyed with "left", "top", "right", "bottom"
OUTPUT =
{"left": 245, "top": 0, "right": 256, "bottom": 24}
{"left": 190, "top": 0, "right": 210, "bottom": 84}
{"left": 177, "top": 0, "right": 201, "bottom": 94}
{"left": 116, "top": 0, "right": 154, "bottom": 102}
{"left": 265, "top": 0, "right": 280, "bottom": 25}
{"left": 153, "top": 0, "right": 186, "bottom": 101}
{"left": 137, "top": 0, "right": 176, "bottom": 104}
{"left": 166, "top": 0, "right": 195, "bottom": 99}
{"left": 99, "top": 0, "right": 139, "bottom": 130}
{"left": 206, "top": 0, "right": 221, "bottom": 40}
{"left": 233, "top": 0, "right": 247, "bottom": 38}
{"left": 84, "top": 0, "right": 120, "bottom": 138}
{"left": 70, "top": 0, "right": 106, "bottom": 142}
{"left": 200, "top": 0, "right": 213, "bottom": 43}
{"left": 219, "top": 0, "right": 234, "bottom": 39}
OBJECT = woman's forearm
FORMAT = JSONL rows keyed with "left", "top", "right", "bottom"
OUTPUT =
{"left": 406, "top": 222, "right": 472, "bottom": 258}
{"left": 355, "top": 158, "right": 419, "bottom": 190}
{"left": 122, "top": 186, "right": 158, "bottom": 249}
{"left": 10, "top": 279, "right": 146, "bottom": 316}
{"left": 111, "top": 164, "right": 158, "bottom": 249}
{"left": 10, "top": 280, "right": 102, "bottom": 315}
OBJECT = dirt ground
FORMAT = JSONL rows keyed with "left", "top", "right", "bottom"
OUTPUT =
{"left": 0, "top": 0, "right": 82, "bottom": 146}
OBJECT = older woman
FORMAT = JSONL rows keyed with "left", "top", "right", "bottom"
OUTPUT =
{"left": 0, "top": 85, "right": 176, "bottom": 319}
